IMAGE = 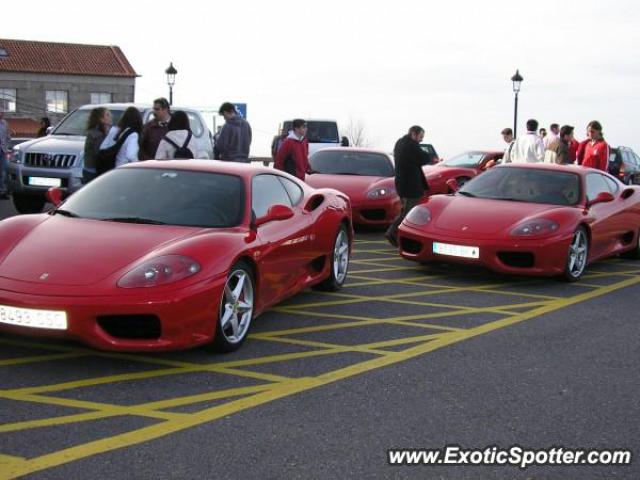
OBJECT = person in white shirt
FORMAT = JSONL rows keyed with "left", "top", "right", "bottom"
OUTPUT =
{"left": 543, "top": 123, "right": 559, "bottom": 149}
{"left": 511, "top": 119, "right": 545, "bottom": 163}
{"left": 155, "top": 111, "right": 199, "bottom": 159}
{"left": 501, "top": 127, "right": 515, "bottom": 163}
{"left": 100, "top": 106, "right": 142, "bottom": 167}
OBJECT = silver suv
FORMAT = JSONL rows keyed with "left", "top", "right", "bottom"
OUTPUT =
{"left": 8, "top": 103, "right": 215, "bottom": 213}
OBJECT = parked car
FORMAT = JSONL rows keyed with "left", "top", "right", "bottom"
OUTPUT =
{"left": 305, "top": 147, "right": 400, "bottom": 226}
{"left": 0, "top": 160, "right": 352, "bottom": 352}
{"left": 398, "top": 164, "right": 640, "bottom": 281}
{"left": 608, "top": 146, "right": 640, "bottom": 185}
{"left": 7, "top": 103, "right": 214, "bottom": 214}
{"left": 422, "top": 150, "right": 503, "bottom": 195}
{"left": 281, "top": 120, "right": 349, "bottom": 156}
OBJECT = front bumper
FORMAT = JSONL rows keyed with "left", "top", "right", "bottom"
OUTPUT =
{"left": 7, "top": 163, "right": 83, "bottom": 196}
{"left": 351, "top": 197, "right": 401, "bottom": 226}
{"left": 398, "top": 223, "right": 572, "bottom": 277}
{"left": 0, "top": 275, "right": 227, "bottom": 351}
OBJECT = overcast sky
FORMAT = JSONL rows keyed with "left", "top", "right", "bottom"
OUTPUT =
{"left": 5, "top": 0, "right": 640, "bottom": 157}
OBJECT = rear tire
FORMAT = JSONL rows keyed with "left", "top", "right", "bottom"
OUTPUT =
{"left": 314, "top": 224, "right": 350, "bottom": 291}
{"left": 12, "top": 193, "right": 45, "bottom": 214}
{"left": 563, "top": 226, "right": 589, "bottom": 281}
{"left": 211, "top": 261, "right": 255, "bottom": 353}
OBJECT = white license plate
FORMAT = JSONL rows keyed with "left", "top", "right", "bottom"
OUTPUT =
{"left": 28, "top": 177, "right": 62, "bottom": 187}
{"left": 432, "top": 241, "right": 479, "bottom": 259}
{"left": 0, "top": 304, "right": 67, "bottom": 330}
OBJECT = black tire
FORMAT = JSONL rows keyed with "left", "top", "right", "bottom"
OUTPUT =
{"left": 314, "top": 224, "right": 350, "bottom": 291}
{"left": 621, "top": 230, "right": 640, "bottom": 260}
{"left": 563, "top": 226, "right": 589, "bottom": 282}
{"left": 211, "top": 260, "right": 255, "bottom": 353}
{"left": 12, "top": 193, "right": 45, "bottom": 214}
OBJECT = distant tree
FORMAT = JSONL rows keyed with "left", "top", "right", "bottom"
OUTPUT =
{"left": 345, "top": 117, "right": 371, "bottom": 147}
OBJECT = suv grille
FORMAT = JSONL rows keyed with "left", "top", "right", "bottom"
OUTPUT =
{"left": 25, "top": 153, "right": 77, "bottom": 168}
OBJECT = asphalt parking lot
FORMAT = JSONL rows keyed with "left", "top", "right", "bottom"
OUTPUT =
{"left": 1, "top": 201, "right": 640, "bottom": 478}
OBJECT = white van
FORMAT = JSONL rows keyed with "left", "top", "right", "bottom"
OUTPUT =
{"left": 281, "top": 119, "right": 349, "bottom": 156}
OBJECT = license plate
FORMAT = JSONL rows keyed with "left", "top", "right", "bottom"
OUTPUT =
{"left": 0, "top": 304, "right": 67, "bottom": 330}
{"left": 28, "top": 177, "right": 61, "bottom": 187}
{"left": 432, "top": 241, "right": 479, "bottom": 259}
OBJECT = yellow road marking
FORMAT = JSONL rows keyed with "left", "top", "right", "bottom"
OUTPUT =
{"left": 5, "top": 274, "right": 638, "bottom": 479}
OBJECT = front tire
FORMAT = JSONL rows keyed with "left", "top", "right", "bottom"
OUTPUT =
{"left": 314, "top": 224, "right": 350, "bottom": 291}
{"left": 211, "top": 261, "right": 255, "bottom": 353}
{"left": 12, "top": 193, "right": 45, "bottom": 214}
{"left": 563, "top": 226, "right": 589, "bottom": 281}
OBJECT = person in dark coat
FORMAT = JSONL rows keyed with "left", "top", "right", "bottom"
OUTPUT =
{"left": 139, "top": 97, "right": 171, "bottom": 160}
{"left": 274, "top": 119, "right": 309, "bottom": 180}
{"left": 385, "top": 125, "right": 432, "bottom": 246}
{"left": 215, "top": 102, "right": 252, "bottom": 162}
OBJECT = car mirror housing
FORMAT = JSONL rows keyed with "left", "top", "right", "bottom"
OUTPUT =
{"left": 587, "top": 191, "right": 615, "bottom": 208}
{"left": 45, "top": 187, "right": 65, "bottom": 206}
{"left": 255, "top": 204, "right": 295, "bottom": 227}
{"left": 446, "top": 178, "right": 460, "bottom": 192}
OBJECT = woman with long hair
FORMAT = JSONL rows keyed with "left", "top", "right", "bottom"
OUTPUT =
{"left": 581, "top": 120, "right": 610, "bottom": 172}
{"left": 155, "top": 110, "right": 198, "bottom": 159}
{"left": 99, "top": 106, "right": 142, "bottom": 167}
{"left": 82, "top": 107, "right": 111, "bottom": 183}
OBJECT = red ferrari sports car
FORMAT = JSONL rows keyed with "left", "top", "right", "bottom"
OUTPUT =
{"left": 422, "top": 150, "right": 503, "bottom": 195}
{"left": 0, "top": 161, "right": 353, "bottom": 352}
{"left": 398, "top": 164, "right": 640, "bottom": 281}
{"left": 305, "top": 148, "right": 400, "bottom": 226}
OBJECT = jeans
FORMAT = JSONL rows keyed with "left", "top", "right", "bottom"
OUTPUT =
{"left": 386, "top": 196, "right": 422, "bottom": 240}
{"left": 0, "top": 149, "right": 7, "bottom": 193}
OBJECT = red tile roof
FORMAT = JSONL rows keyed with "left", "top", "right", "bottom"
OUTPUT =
{"left": 0, "top": 38, "right": 137, "bottom": 78}
{"left": 6, "top": 118, "right": 40, "bottom": 137}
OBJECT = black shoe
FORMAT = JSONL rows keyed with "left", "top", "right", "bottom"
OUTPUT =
{"left": 385, "top": 232, "right": 398, "bottom": 247}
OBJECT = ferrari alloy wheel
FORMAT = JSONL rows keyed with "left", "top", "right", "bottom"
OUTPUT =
{"left": 563, "top": 226, "right": 589, "bottom": 282}
{"left": 315, "top": 224, "right": 350, "bottom": 291}
{"left": 212, "top": 261, "right": 254, "bottom": 352}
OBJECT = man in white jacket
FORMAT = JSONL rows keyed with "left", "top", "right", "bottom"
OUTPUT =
{"left": 511, "top": 119, "right": 545, "bottom": 163}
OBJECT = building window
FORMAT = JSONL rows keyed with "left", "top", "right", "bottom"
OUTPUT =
{"left": 46, "top": 90, "right": 68, "bottom": 113}
{"left": 90, "top": 92, "right": 112, "bottom": 104}
{"left": 0, "top": 88, "right": 17, "bottom": 112}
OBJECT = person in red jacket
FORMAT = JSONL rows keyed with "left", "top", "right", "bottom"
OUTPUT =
{"left": 581, "top": 120, "right": 610, "bottom": 171}
{"left": 274, "top": 119, "right": 310, "bottom": 180}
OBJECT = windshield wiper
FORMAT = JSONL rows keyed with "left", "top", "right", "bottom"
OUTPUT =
{"left": 52, "top": 209, "right": 79, "bottom": 218}
{"left": 52, "top": 132, "right": 76, "bottom": 136}
{"left": 487, "top": 196, "right": 529, "bottom": 202}
{"left": 457, "top": 191, "right": 476, "bottom": 197}
{"left": 102, "top": 217, "right": 166, "bottom": 225}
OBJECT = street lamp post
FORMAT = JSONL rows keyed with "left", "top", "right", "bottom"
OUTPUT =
{"left": 511, "top": 69, "right": 523, "bottom": 138}
{"left": 165, "top": 62, "right": 177, "bottom": 106}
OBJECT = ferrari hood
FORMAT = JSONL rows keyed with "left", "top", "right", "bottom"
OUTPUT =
{"left": 432, "top": 196, "right": 559, "bottom": 235}
{"left": 306, "top": 174, "right": 390, "bottom": 201}
{"left": 0, "top": 216, "right": 201, "bottom": 286}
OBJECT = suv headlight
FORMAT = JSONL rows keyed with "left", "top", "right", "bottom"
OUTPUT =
{"left": 11, "top": 147, "right": 23, "bottom": 163}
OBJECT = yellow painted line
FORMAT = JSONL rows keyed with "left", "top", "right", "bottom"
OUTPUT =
{"left": 250, "top": 335, "right": 390, "bottom": 356}
{"left": 3, "top": 275, "right": 639, "bottom": 479}
{"left": 359, "top": 333, "right": 447, "bottom": 350}
{"left": 0, "top": 455, "right": 26, "bottom": 472}
{"left": 0, "top": 352, "right": 87, "bottom": 367}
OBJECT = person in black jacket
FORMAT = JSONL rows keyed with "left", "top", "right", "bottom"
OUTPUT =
{"left": 385, "top": 125, "right": 432, "bottom": 246}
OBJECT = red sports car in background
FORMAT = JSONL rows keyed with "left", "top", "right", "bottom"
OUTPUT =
{"left": 0, "top": 161, "right": 353, "bottom": 352}
{"left": 398, "top": 164, "right": 640, "bottom": 281}
{"left": 422, "top": 150, "right": 503, "bottom": 195}
{"left": 305, "top": 147, "right": 401, "bottom": 226}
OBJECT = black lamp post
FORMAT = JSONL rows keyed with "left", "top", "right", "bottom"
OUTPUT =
{"left": 511, "top": 69, "right": 523, "bottom": 138}
{"left": 165, "top": 62, "right": 177, "bottom": 106}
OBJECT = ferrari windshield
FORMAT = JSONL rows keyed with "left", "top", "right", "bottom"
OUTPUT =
{"left": 310, "top": 151, "right": 394, "bottom": 176}
{"left": 442, "top": 152, "right": 486, "bottom": 168}
{"left": 60, "top": 168, "right": 244, "bottom": 227}
{"left": 459, "top": 167, "right": 581, "bottom": 206}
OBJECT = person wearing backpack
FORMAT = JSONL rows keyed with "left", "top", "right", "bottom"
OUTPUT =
{"left": 155, "top": 111, "right": 197, "bottom": 160}
{"left": 97, "top": 107, "right": 142, "bottom": 174}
